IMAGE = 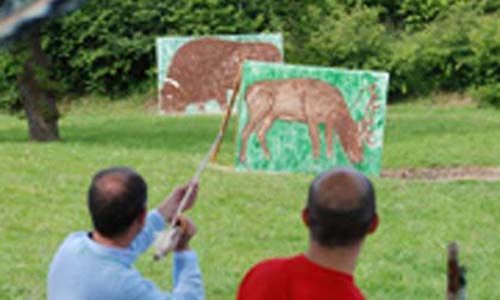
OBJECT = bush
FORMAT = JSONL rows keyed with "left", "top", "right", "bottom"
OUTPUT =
{"left": 345, "top": 0, "right": 494, "bottom": 30}
{"left": 259, "top": 1, "right": 339, "bottom": 65}
{"left": 308, "top": 5, "right": 390, "bottom": 70}
{"left": 397, "top": 0, "right": 460, "bottom": 31}
{"left": 465, "top": 12, "right": 500, "bottom": 87}
{"left": 0, "top": 0, "right": 498, "bottom": 105}
{"left": 42, "top": 0, "right": 278, "bottom": 95}
{"left": 388, "top": 5, "right": 500, "bottom": 98}
{"left": 469, "top": 84, "right": 500, "bottom": 108}
{"left": 0, "top": 50, "right": 22, "bottom": 111}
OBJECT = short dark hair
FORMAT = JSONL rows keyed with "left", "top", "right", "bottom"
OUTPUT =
{"left": 306, "top": 168, "right": 376, "bottom": 248}
{"left": 88, "top": 167, "right": 147, "bottom": 237}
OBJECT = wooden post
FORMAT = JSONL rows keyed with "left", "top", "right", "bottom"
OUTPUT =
{"left": 210, "top": 67, "right": 243, "bottom": 162}
{"left": 447, "top": 242, "right": 466, "bottom": 300}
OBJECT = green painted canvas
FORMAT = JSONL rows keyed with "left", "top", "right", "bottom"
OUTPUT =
{"left": 156, "top": 34, "right": 283, "bottom": 114}
{"left": 235, "top": 61, "right": 389, "bottom": 175}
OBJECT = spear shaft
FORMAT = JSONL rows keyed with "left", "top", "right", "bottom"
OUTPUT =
{"left": 153, "top": 132, "right": 222, "bottom": 261}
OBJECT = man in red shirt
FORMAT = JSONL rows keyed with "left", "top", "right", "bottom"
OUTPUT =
{"left": 237, "top": 167, "right": 379, "bottom": 300}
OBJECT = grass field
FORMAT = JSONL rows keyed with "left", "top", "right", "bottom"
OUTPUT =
{"left": 0, "top": 95, "right": 499, "bottom": 299}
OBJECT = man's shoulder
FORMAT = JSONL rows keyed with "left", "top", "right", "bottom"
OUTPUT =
{"left": 53, "top": 231, "right": 88, "bottom": 255}
{"left": 61, "top": 231, "right": 87, "bottom": 244}
{"left": 237, "top": 255, "right": 301, "bottom": 300}
{"left": 240, "top": 255, "right": 300, "bottom": 287}
{"left": 48, "top": 233, "right": 145, "bottom": 300}
{"left": 247, "top": 255, "right": 296, "bottom": 276}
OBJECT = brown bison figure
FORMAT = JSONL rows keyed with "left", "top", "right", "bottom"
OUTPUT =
{"left": 160, "top": 37, "right": 282, "bottom": 113}
{"left": 239, "top": 78, "right": 379, "bottom": 163}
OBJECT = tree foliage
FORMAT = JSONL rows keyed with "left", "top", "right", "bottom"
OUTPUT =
{"left": 0, "top": 49, "right": 22, "bottom": 111}
{"left": 309, "top": 5, "right": 390, "bottom": 69}
{"left": 0, "top": 0, "right": 499, "bottom": 109}
{"left": 389, "top": 4, "right": 500, "bottom": 98}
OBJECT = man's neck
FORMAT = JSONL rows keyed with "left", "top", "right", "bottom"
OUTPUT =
{"left": 305, "top": 240, "right": 362, "bottom": 275}
{"left": 91, "top": 231, "right": 132, "bottom": 249}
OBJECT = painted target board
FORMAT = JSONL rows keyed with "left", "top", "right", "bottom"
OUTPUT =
{"left": 156, "top": 34, "right": 283, "bottom": 114}
{"left": 235, "top": 61, "right": 390, "bottom": 175}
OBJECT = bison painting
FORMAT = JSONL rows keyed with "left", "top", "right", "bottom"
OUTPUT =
{"left": 239, "top": 78, "right": 379, "bottom": 164}
{"left": 160, "top": 37, "right": 282, "bottom": 113}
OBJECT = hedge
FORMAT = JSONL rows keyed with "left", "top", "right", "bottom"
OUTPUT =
{"left": 0, "top": 0, "right": 498, "bottom": 109}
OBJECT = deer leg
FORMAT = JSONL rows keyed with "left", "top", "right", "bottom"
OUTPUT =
{"left": 240, "top": 119, "right": 259, "bottom": 163}
{"left": 326, "top": 121, "right": 335, "bottom": 158}
{"left": 307, "top": 120, "right": 321, "bottom": 158}
{"left": 240, "top": 105, "right": 272, "bottom": 162}
{"left": 257, "top": 115, "right": 275, "bottom": 159}
{"left": 240, "top": 89, "right": 273, "bottom": 162}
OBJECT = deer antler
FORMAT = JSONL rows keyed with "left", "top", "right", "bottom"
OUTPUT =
{"left": 358, "top": 84, "right": 380, "bottom": 148}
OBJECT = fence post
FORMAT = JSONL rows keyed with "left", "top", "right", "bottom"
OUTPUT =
{"left": 447, "top": 242, "right": 466, "bottom": 300}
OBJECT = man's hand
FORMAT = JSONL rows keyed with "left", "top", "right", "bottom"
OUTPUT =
{"left": 174, "top": 215, "right": 197, "bottom": 252}
{"left": 158, "top": 181, "right": 199, "bottom": 223}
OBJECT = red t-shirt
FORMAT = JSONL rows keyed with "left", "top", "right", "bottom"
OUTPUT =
{"left": 237, "top": 254, "right": 365, "bottom": 300}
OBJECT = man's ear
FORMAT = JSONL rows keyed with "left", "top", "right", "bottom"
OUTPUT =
{"left": 302, "top": 208, "right": 311, "bottom": 227}
{"left": 367, "top": 213, "right": 379, "bottom": 234}
{"left": 137, "top": 209, "right": 147, "bottom": 227}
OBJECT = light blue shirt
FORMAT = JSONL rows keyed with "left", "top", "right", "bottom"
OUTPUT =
{"left": 48, "top": 210, "right": 204, "bottom": 300}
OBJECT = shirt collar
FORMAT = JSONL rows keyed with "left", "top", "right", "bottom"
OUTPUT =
{"left": 84, "top": 232, "right": 137, "bottom": 267}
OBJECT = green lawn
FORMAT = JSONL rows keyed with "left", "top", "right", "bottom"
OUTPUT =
{"left": 0, "top": 97, "right": 499, "bottom": 299}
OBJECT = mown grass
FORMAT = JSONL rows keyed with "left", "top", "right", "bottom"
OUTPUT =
{"left": 0, "top": 96, "right": 499, "bottom": 299}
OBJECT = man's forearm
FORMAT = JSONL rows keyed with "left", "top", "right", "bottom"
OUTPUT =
{"left": 172, "top": 251, "right": 205, "bottom": 300}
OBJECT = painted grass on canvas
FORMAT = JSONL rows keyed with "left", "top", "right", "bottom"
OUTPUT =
{"left": 234, "top": 61, "right": 389, "bottom": 175}
{"left": 0, "top": 97, "right": 499, "bottom": 299}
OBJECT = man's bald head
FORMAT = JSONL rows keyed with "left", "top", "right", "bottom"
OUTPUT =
{"left": 306, "top": 167, "right": 376, "bottom": 248}
{"left": 88, "top": 167, "right": 147, "bottom": 238}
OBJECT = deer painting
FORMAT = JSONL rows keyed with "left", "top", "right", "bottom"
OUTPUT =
{"left": 161, "top": 37, "right": 282, "bottom": 113}
{"left": 239, "top": 78, "right": 379, "bottom": 163}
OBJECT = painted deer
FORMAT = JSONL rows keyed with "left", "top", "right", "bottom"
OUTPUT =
{"left": 161, "top": 37, "right": 282, "bottom": 113}
{"left": 239, "top": 78, "right": 379, "bottom": 163}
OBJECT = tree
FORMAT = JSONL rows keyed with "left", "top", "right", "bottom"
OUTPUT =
{"left": 0, "top": 0, "right": 86, "bottom": 141}
{"left": 16, "top": 28, "right": 60, "bottom": 141}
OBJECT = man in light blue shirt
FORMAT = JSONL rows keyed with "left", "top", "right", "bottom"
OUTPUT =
{"left": 48, "top": 167, "right": 204, "bottom": 300}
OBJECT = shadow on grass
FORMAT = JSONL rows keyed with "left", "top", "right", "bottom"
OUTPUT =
{"left": 64, "top": 116, "right": 235, "bottom": 153}
{"left": 0, "top": 116, "right": 238, "bottom": 154}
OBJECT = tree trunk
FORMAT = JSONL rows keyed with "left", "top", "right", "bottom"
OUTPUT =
{"left": 17, "top": 28, "right": 59, "bottom": 141}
